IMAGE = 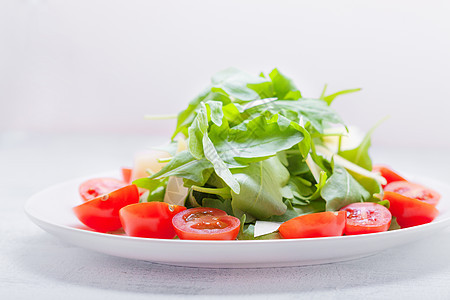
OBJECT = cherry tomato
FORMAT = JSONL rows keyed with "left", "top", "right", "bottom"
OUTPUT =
{"left": 119, "top": 202, "right": 186, "bottom": 239}
{"left": 340, "top": 202, "right": 391, "bottom": 235}
{"left": 73, "top": 184, "right": 139, "bottom": 232}
{"left": 121, "top": 167, "right": 133, "bottom": 184}
{"left": 172, "top": 207, "right": 240, "bottom": 240}
{"left": 79, "top": 177, "right": 127, "bottom": 202}
{"left": 278, "top": 211, "right": 346, "bottom": 239}
{"left": 372, "top": 165, "right": 407, "bottom": 188}
{"left": 383, "top": 191, "right": 439, "bottom": 228}
{"left": 384, "top": 181, "right": 440, "bottom": 206}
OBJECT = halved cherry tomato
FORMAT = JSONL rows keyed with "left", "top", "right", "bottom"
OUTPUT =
{"left": 279, "top": 211, "right": 346, "bottom": 239}
{"left": 121, "top": 167, "right": 133, "bottom": 184}
{"left": 79, "top": 177, "right": 127, "bottom": 202}
{"left": 73, "top": 184, "right": 139, "bottom": 232}
{"left": 384, "top": 181, "right": 441, "bottom": 206}
{"left": 119, "top": 202, "right": 186, "bottom": 239}
{"left": 340, "top": 202, "right": 391, "bottom": 235}
{"left": 372, "top": 165, "right": 407, "bottom": 188}
{"left": 383, "top": 191, "right": 439, "bottom": 228}
{"left": 172, "top": 207, "right": 240, "bottom": 240}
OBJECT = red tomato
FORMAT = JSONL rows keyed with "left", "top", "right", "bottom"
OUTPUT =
{"left": 119, "top": 202, "right": 186, "bottom": 239}
{"left": 79, "top": 177, "right": 127, "bottom": 202}
{"left": 383, "top": 191, "right": 439, "bottom": 228}
{"left": 73, "top": 184, "right": 139, "bottom": 232}
{"left": 121, "top": 167, "right": 133, "bottom": 184}
{"left": 279, "top": 211, "right": 346, "bottom": 239}
{"left": 172, "top": 207, "right": 240, "bottom": 240}
{"left": 340, "top": 202, "right": 392, "bottom": 235}
{"left": 384, "top": 181, "right": 440, "bottom": 206}
{"left": 372, "top": 165, "right": 407, "bottom": 188}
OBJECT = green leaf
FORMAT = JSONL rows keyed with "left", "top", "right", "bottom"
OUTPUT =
{"left": 321, "top": 166, "right": 371, "bottom": 211}
{"left": 211, "top": 67, "right": 270, "bottom": 101}
{"left": 211, "top": 114, "right": 306, "bottom": 166}
{"left": 133, "top": 177, "right": 168, "bottom": 203}
{"left": 172, "top": 87, "right": 211, "bottom": 139}
{"left": 150, "top": 150, "right": 214, "bottom": 186}
{"left": 231, "top": 157, "right": 290, "bottom": 220}
{"left": 244, "top": 99, "right": 344, "bottom": 133}
{"left": 338, "top": 117, "right": 387, "bottom": 197}
{"left": 203, "top": 131, "right": 241, "bottom": 194}
{"left": 187, "top": 103, "right": 209, "bottom": 159}
{"left": 202, "top": 197, "right": 234, "bottom": 216}
{"left": 269, "top": 68, "right": 301, "bottom": 100}
{"left": 323, "top": 88, "right": 361, "bottom": 106}
{"left": 389, "top": 217, "right": 401, "bottom": 231}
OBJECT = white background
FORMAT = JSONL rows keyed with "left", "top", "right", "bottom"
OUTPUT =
{"left": 1, "top": 0, "right": 449, "bottom": 149}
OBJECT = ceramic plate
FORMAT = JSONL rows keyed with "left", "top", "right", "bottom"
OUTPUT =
{"left": 25, "top": 172, "right": 450, "bottom": 268}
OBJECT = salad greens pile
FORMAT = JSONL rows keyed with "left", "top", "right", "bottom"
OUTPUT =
{"left": 134, "top": 68, "right": 386, "bottom": 239}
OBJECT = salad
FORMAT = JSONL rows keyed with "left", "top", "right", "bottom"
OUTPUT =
{"left": 73, "top": 68, "right": 441, "bottom": 240}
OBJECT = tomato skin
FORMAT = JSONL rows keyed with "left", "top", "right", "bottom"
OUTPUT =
{"left": 121, "top": 167, "right": 133, "bottom": 184}
{"left": 383, "top": 191, "right": 439, "bottom": 228}
{"left": 172, "top": 208, "right": 240, "bottom": 240}
{"left": 279, "top": 211, "right": 346, "bottom": 239}
{"left": 79, "top": 178, "right": 127, "bottom": 202}
{"left": 73, "top": 184, "right": 139, "bottom": 232}
{"left": 340, "top": 202, "right": 392, "bottom": 235}
{"left": 119, "top": 202, "right": 186, "bottom": 239}
{"left": 372, "top": 165, "right": 407, "bottom": 188}
{"left": 384, "top": 181, "right": 440, "bottom": 206}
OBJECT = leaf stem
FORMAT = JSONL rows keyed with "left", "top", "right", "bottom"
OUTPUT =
{"left": 315, "top": 145, "right": 387, "bottom": 185}
{"left": 191, "top": 185, "right": 232, "bottom": 198}
{"left": 157, "top": 157, "right": 173, "bottom": 163}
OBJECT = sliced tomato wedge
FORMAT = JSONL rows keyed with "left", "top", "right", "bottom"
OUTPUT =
{"left": 79, "top": 177, "right": 127, "bottom": 202}
{"left": 121, "top": 167, "right": 133, "bottom": 184}
{"left": 340, "top": 202, "right": 391, "bottom": 235}
{"left": 384, "top": 181, "right": 440, "bottom": 206}
{"left": 372, "top": 165, "right": 407, "bottom": 188}
{"left": 119, "top": 202, "right": 186, "bottom": 239}
{"left": 172, "top": 207, "right": 240, "bottom": 240}
{"left": 278, "top": 211, "right": 346, "bottom": 239}
{"left": 73, "top": 184, "right": 139, "bottom": 232}
{"left": 383, "top": 191, "right": 439, "bottom": 228}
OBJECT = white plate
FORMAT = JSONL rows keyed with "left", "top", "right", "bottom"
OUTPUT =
{"left": 25, "top": 173, "right": 450, "bottom": 268}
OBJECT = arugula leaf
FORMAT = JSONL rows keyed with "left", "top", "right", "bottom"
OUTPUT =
{"left": 338, "top": 117, "right": 387, "bottom": 197}
{"left": 133, "top": 177, "right": 168, "bottom": 202}
{"left": 244, "top": 99, "right": 344, "bottom": 133}
{"left": 202, "top": 197, "right": 234, "bottom": 216}
{"left": 231, "top": 157, "right": 290, "bottom": 220}
{"left": 211, "top": 114, "right": 307, "bottom": 166}
{"left": 150, "top": 151, "right": 214, "bottom": 186}
{"left": 269, "top": 68, "right": 301, "bottom": 100}
{"left": 321, "top": 166, "right": 371, "bottom": 211}
{"left": 211, "top": 67, "right": 270, "bottom": 101}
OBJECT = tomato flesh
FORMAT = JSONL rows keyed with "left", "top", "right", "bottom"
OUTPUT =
{"left": 372, "top": 165, "right": 407, "bottom": 188}
{"left": 384, "top": 181, "right": 440, "bottom": 206}
{"left": 79, "top": 177, "right": 127, "bottom": 202}
{"left": 172, "top": 207, "right": 240, "bottom": 240}
{"left": 340, "top": 202, "right": 391, "bottom": 235}
{"left": 119, "top": 202, "right": 186, "bottom": 239}
{"left": 383, "top": 191, "right": 439, "bottom": 228}
{"left": 279, "top": 211, "right": 346, "bottom": 239}
{"left": 73, "top": 184, "right": 139, "bottom": 232}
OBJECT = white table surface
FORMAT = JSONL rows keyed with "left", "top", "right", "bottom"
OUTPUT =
{"left": 1, "top": 132, "right": 450, "bottom": 300}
